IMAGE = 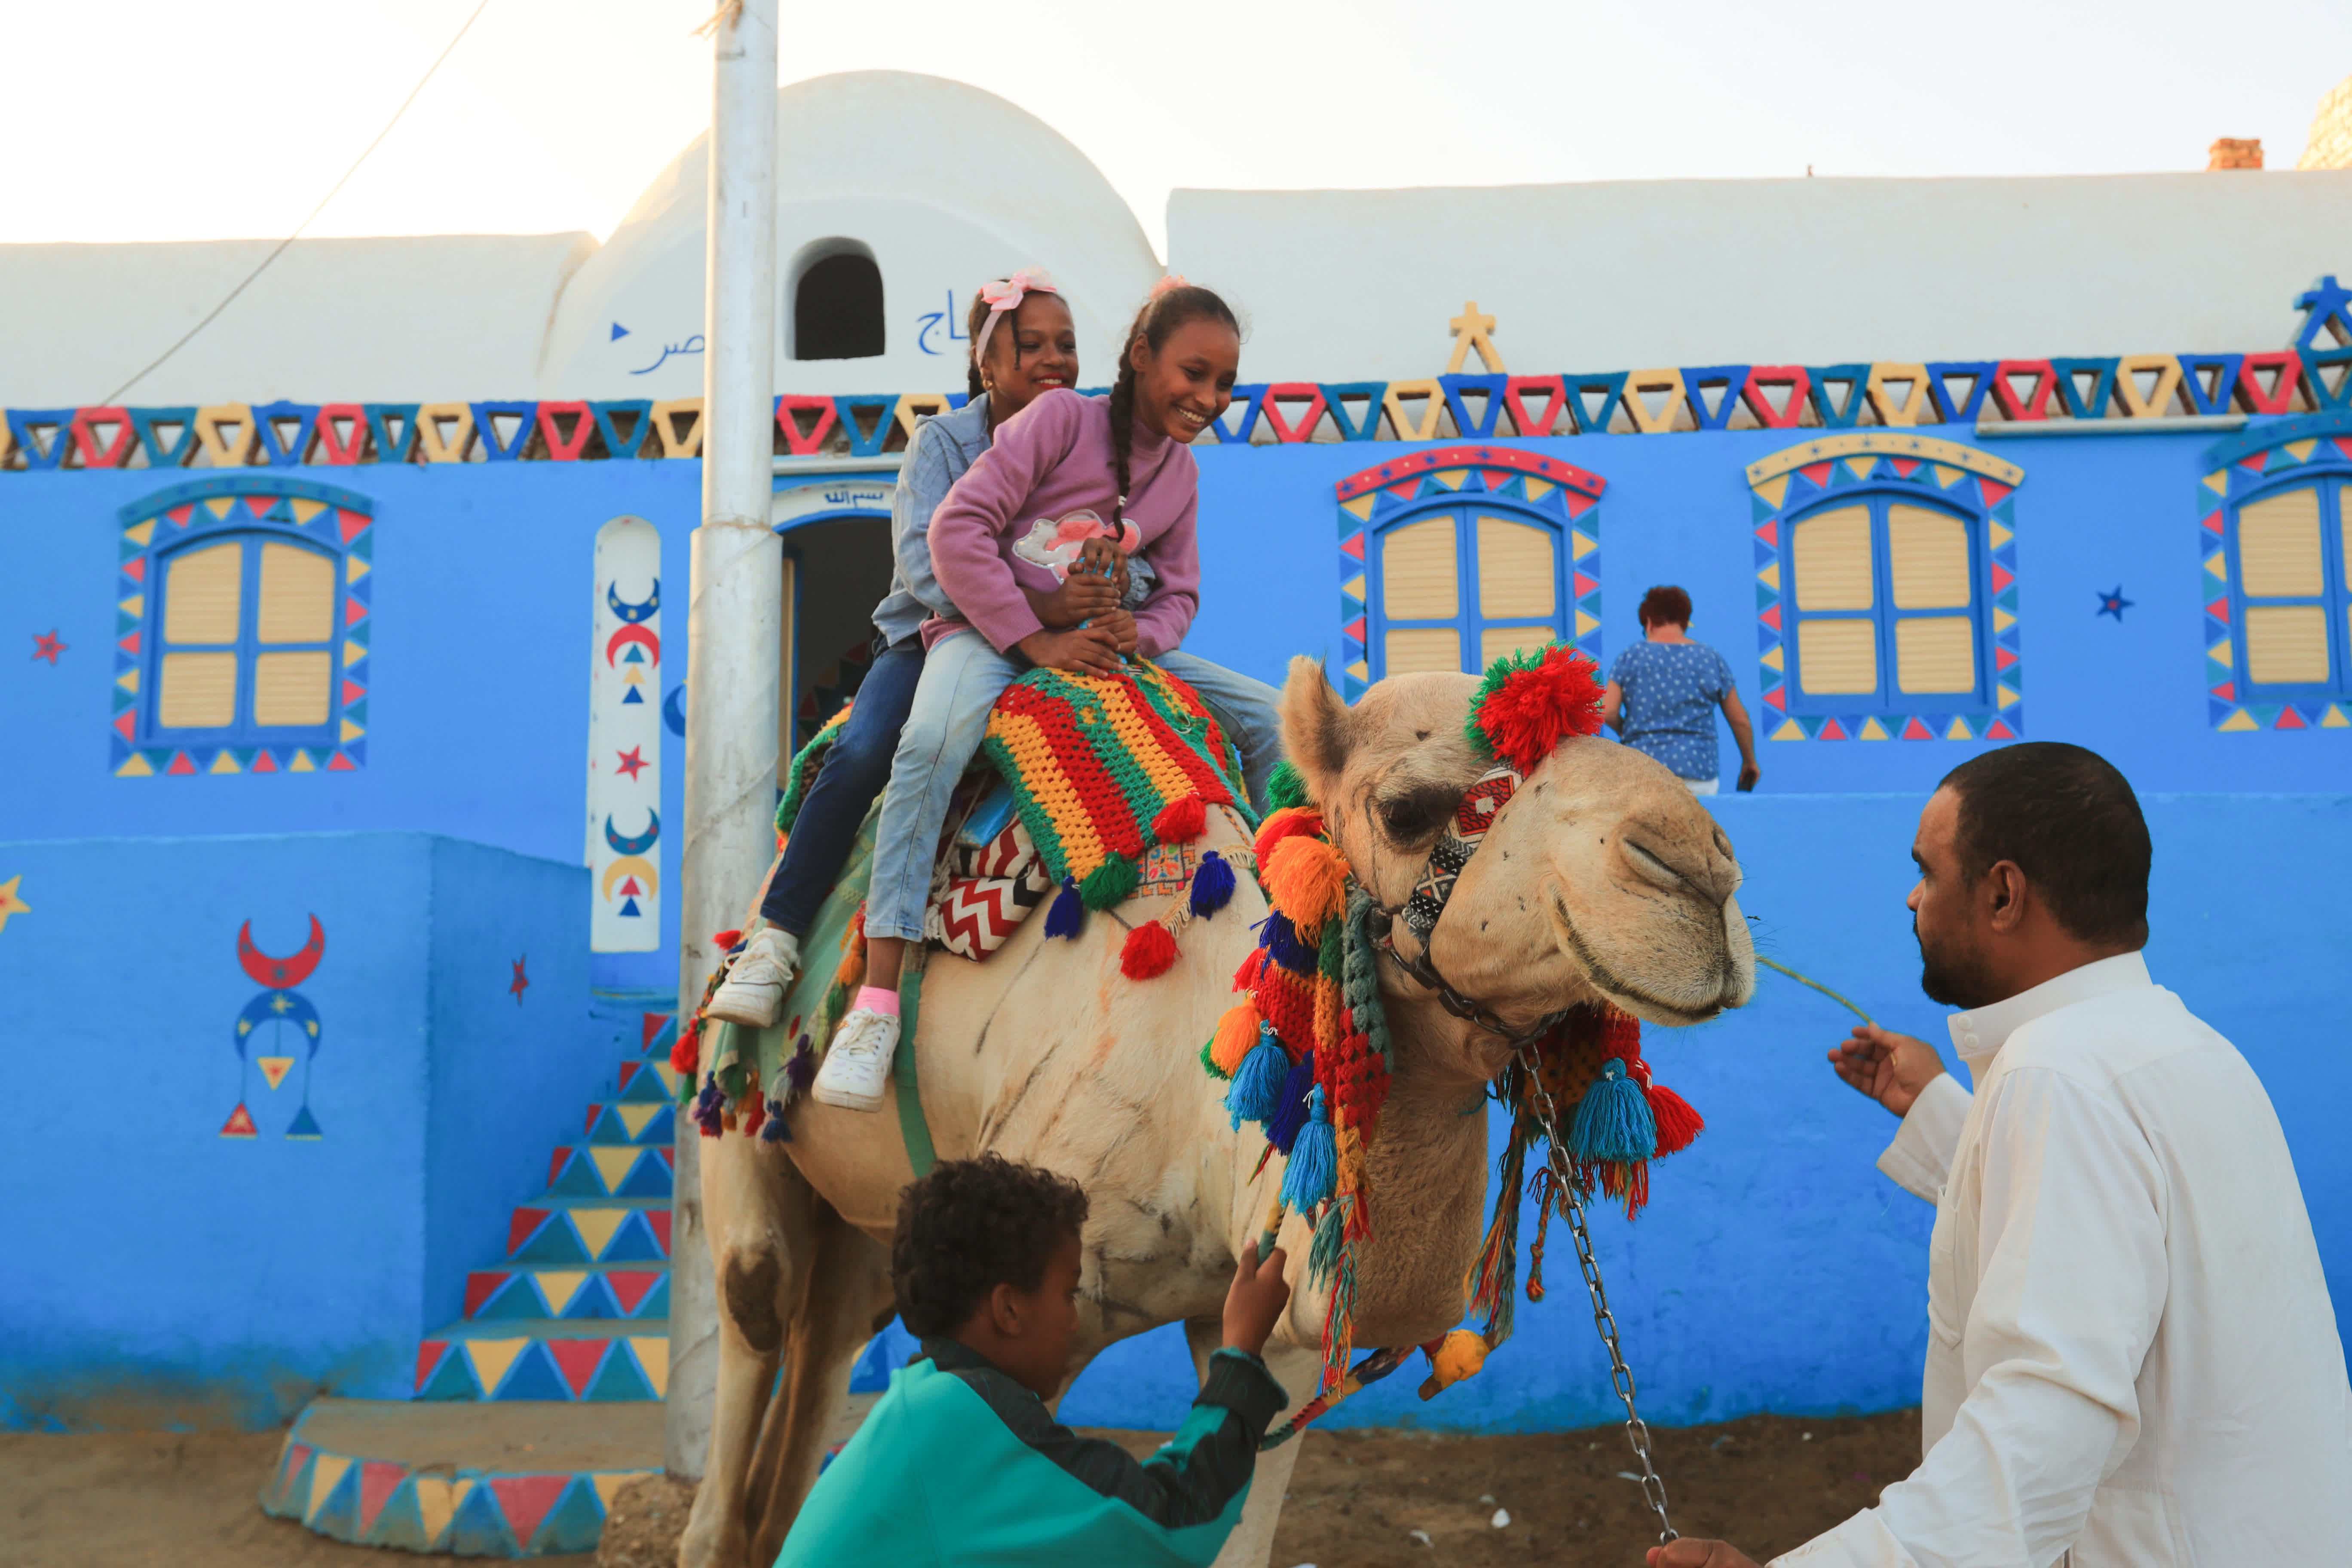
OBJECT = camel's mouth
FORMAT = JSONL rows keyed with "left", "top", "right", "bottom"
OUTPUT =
{"left": 1546, "top": 888, "right": 1746, "bottom": 1026}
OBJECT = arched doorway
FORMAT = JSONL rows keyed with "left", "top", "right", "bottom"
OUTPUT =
{"left": 772, "top": 473, "right": 896, "bottom": 774}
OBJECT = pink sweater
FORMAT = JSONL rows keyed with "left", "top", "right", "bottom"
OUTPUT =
{"left": 924, "top": 390, "right": 1200, "bottom": 658}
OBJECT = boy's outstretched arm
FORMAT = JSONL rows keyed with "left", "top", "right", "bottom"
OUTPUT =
{"left": 940, "top": 1246, "right": 1292, "bottom": 1531}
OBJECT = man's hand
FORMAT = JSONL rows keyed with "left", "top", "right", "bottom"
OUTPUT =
{"left": 1221, "top": 1242, "right": 1291, "bottom": 1357}
{"left": 1647, "top": 1540, "right": 1761, "bottom": 1568}
{"left": 1022, "top": 571, "right": 1120, "bottom": 630}
{"left": 1828, "top": 1023, "right": 1945, "bottom": 1117}
{"left": 1016, "top": 626, "right": 1123, "bottom": 677}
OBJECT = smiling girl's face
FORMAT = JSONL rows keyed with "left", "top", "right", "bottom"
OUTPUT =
{"left": 981, "top": 292, "right": 1078, "bottom": 426}
{"left": 1128, "top": 316, "right": 1240, "bottom": 442}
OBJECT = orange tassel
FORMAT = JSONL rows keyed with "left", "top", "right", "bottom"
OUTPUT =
{"left": 1265, "top": 833, "right": 1348, "bottom": 938}
{"left": 1253, "top": 806, "right": 1325, "bottom": 864}
{"left": 1210, "top": 1001, "right": 1261, "bottom": 1075}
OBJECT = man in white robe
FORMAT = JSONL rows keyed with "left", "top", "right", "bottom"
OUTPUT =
{"left": 1654, "top": 742, "right": 2351, "bottom": 1568}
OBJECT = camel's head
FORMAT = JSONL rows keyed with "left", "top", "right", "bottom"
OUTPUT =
{"left": 1281, "top": 655, "right": 1753, "bottom": 1076}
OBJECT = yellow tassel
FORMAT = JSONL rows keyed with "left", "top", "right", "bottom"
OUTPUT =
{"left": 1418, "top": 1329, "right": 1490, "bottom": 1399}
{"left": 1265, "top": 834, "right": 1348, "bottom": 938}
{"left": 1210, "top": 1001, "right": 1262, "bottom": 1075}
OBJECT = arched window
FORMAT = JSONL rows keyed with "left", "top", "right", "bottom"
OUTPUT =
{"left": 1371, "top": 504, "right": 1566, "bottom": 677}
{"left": 792, "top": 242, "right": 883, "bottom": 360}
{"left": 2224, "top": 479, "right": 2351, "bottom": 696}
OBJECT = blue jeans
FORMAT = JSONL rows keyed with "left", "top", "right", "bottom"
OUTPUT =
{"left": 864, "top": 639, "right": 1290, "bottom": 945}
{"left": 759, "top": 639, "right": 925, "bottom": 937}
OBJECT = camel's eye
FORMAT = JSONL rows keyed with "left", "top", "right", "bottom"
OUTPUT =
{"left": 1375, "top": 787, "right": 1451, "bottom": 845}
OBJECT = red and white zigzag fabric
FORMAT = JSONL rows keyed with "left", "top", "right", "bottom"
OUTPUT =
{"left": 927, "top": 815, "right": 1050, "bottom": 961}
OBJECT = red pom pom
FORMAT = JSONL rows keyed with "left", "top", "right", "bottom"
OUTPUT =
{"left": 1472, "top": 645, "right": 1606, "bottom": 773}
{"left": 1233, "top": 948, "right": 1265, "bottom": 991}
{"left": 1152, "top": 793, "right": 1207, "bottom": 844}
{"left": 1253, "top": 806, "right": 1325, "bottom": 864}
{"left": 1120, "top": 920, "right": 1180, "bottom": 980}
{"left": 671, "top": 1023, "right": 699, "bottom": 1075}
{"left": 741, "top": 1095, "right": 766, "bottom": 1138}
{"left": 1646, "top": 1083, "right": 1705, "bottom": 1156}
{"left": 712, "top": 928, "right": 743, "bottom": 952}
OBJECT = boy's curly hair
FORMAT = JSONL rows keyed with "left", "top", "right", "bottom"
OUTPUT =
{"left": 892, "top": 1154, "right": 1090, "bottom": 1337}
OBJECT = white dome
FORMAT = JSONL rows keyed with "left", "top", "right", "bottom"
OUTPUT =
{"left": 538, "top": 71, "right": 1163, "bottom": 399}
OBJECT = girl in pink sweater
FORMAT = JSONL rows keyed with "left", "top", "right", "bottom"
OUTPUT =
{"left": 812, "top": 282, "right": 1274, "bottom": 1112}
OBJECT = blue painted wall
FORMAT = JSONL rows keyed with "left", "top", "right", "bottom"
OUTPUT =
{"left": 0, "top": 833, "right": 597, "bottom": 1431}
{"left": 1055, "top": 792, "right": 2352, "bottom": 1430}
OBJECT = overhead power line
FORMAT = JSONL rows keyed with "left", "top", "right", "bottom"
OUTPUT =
{"left": 100, "top": 0, "right": 494, "bottom": 405}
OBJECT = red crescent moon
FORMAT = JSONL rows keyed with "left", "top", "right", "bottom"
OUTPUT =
{"left": 605, "top": 624, "right": 661, "bottom": 667}
{"left": 239, "top": 915, "right": 325, "bottom": 990}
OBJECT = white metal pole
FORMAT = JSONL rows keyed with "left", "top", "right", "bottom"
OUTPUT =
{"left": 670, "top": 0, "right": 778, "bottom": 1482}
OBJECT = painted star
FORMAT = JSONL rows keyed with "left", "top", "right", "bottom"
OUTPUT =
{"left": 615, "top": 745, "right": 648, "bottom": 781}
{"left": 32, "top": 630, "right": 65, "bottom": 665}
{"left": 2097, "top": 586, "right": 2134, "bottom": 622}
{"left": 511, "top": 957, "right": 530, "bottom": 1005}
{"left": 0, "top": 875, "right": 28, "bottom": 934}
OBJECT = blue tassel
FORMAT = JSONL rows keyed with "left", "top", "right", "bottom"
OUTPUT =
{"left": 1568, "top": 1059, "right": 1658, "bottom": 1163}
{"left": 1256, "top": 911, "right": 1318, "bottom": 975}
{"left": 1225, "top": 1026, "right": 1289, "bottom": 1128}
{"left": 1190, "top": 851, "right": 1236, "bottom": 917}
{"left": 1281, "top": 1086, "right": 1337, "bottom": 1210}
{"left": 759, "top": 1099, "right": 791, "bottom": 1142}
{"left": 693, "top": 1075, "right": 726, "bottom": 1139}
{"left": 1044, "top": 876, "right": 1084, "bottom": 939}
{"left": 1266, "top": 1051, "right": 1318, "bottom": 1154}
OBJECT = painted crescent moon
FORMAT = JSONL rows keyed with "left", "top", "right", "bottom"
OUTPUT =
{"left": 605, "top": 624, "right": 662, "bottom": 667}
{"left": 234, "top": 989, "right": 322, "bottom": 1057}
{"left": 605, "top": 809, "right": 659, "bottom": 855}
{"left": 239, "top": 916, "right": 325, "bottom": 990}
{"left": 601, "top": 855, "right": 659, "bottom": 899}
{"left": 609, "top": 579, "right": 660, "bottom": 624}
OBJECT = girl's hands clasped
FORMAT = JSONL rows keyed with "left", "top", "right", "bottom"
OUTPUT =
{"left": 1017, "top": 625, "right": 1123, "bottom": 677}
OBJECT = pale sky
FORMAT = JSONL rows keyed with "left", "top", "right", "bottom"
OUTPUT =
{"left": 1, "top": 0, "right": 2346, "bottom": 258}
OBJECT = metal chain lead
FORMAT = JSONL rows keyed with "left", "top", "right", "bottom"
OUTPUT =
{"left": 1516, "top": 1041, "right": 1677, "bottom": 1544}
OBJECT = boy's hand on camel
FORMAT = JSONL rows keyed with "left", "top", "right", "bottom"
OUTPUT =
{"left": 1221, "top": 1242, "right": 1291, "bottom": 1357}
{"left": 1018, "top": 626, "right": 1123, "bottom": 677}
{"left": 1828, "top": 1023, "right": 1945, "bottom": 1118}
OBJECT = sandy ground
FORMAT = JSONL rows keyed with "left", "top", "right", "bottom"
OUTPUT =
{"left": 3, "top": 1409, "right": 1920, "bottom": 1567}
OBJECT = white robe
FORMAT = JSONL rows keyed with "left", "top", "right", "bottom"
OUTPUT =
{"left": 1775, "top": 952, "right": 2352, "bottom": 1568}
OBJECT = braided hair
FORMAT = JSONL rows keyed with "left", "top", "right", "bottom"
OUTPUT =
{"left": 1106, "top": 284, "right": 1239, "bottom": 529}
{"left": 963, "top": 290, "right": 997, "bottom": 404}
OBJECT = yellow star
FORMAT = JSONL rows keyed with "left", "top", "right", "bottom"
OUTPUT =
{"left": 0, "top": 876, "right": 28, "bottom": 934}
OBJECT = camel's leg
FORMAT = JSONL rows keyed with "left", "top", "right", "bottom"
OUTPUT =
{"left": 1183, "top": 1319, "right": 1319, "bottom": 1568}
{"left": 743, "top": 1200, "right": 895, "bottom": 1565}
{"left": 677, "top": 1139, "right": 817, "bottom": 1568}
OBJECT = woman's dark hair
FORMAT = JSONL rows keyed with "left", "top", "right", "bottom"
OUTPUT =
{"left": 1639, "top": 585, "right": 1693, "bottom": 629}
{"left": 1937, "top": 742, "right": 2151, "bottom": 948}
{"left": 891, "top": 1153, "right": 1089, "bottom": 1337}
{"left": 1107, "top": 284, "right": 1239, "bottom": 527}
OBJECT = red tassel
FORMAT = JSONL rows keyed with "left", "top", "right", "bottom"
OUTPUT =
{"left": 1233, "top": 948, "right": 1265, "bottom": 991}
{"left": 1646, "top": 1083, "right": 1704, "bottom": 1156}
{"left": 1120, "top": 920, "right": 1180, "bottom": 980}
{"left": 1253, "top": 806, "right": 1326, "bottom": 863}
{"left": 1152, "top": 793, "right": 1207, "bottom": 844}
{"left": 671, "top": 1023, "right": 699, "bottom": 1075}
{"left": 741, "top": 1094, "right": 766, "bottom": 1139}
{"left": 711, "top": 928, "right": 743, "bottom": 951}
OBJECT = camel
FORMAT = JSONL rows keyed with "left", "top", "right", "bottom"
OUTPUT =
{"left": 677, "top": 655, "right": 1755, "bottom": 1568}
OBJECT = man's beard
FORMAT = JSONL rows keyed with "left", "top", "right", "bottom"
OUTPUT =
{"left": 1916, "top": 919, "right": 1996, "bottom": 1008}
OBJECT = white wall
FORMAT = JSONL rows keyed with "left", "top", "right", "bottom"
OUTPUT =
{"left": 1168, "top": 172, "right": 2352, "bottom": 382}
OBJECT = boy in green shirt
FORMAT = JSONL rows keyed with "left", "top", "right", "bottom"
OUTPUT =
{"left": 778, "top": 1154, "right": 1293, "bottom": 1567}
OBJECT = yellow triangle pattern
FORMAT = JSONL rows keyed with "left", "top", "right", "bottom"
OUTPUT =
{"left": 341, "top": 718, "right": 365, "bottom": 744}
{"left": 117, "top": 753, "right": 155, "bottom": 778}
{"left": 1753, "top": 474, "right": 1791, "bottom": 509}
{"left": 1339, "top": 495, "right": 1376, "bottom": 520}
{"left": 210, "top": 751, "right": 241, "bottom": 775}
{"left": 617, "top": 1104, "right": 660, "bottom": 1139}
{"left": 1858, "top": 717, "right": 1890, "bottom": 740}
{"left": 116, "top": 668, "right": 138, "bottom": 693}
{"left": 1997, "top": 684, "right": 2019, "bottom": 708}
{"left": 2218, "top": 709, "right": 2260, "bottom": 732}
{"left": 1346, "top": 659, "right": 1369, "bottom": 682}
{"left": 2208, "top": 639, "right": 2233, "bottom": 668}
{"left": 1932, "top": 464, "right": 1961, "bottom": 489}
{"left": 2202, "top": 472, "right": 2227, "bottom": 498}
{"left": 590, "top": 1147, "right": 640, "bottom": 1194}
{"left": 1988, "top": 520, "right": 2013, "bottom": 549}
{"left": 204, "top": 496, "right": 236, "bottom": 520}
{"left": 1523, "top": 478, "right": 1555, "bottom": 501}
{"left": 536, "top": 1271, "right": 588, "bottom": 1316}
{"left": 347, "top": 557, "right": 371, "bottom": 583}
{"left": 291, "top": 498, "right": 325, "bottom": 523}
{"left": 2285, "top": 440, "right": 2317, "bottom": 462}
{"left": 571, "top": 1209, "right": 625, "bottom": 1260}
{"left": 119, "top": 595, "right": 144, "bottom": 619}
{"left": 1575, "top": 609, "right": 1599, "bottom": 638}
{"left": 344, "top": 641, "right": 367, "bottom": 667}
{"left": 1993, "top": 608, "right": 2016, "bottom": 633}
{"left": 1341, "top": 574, "right": 1365, "bottom": 601}
{"left": 2323, "top": 705, "right": 2351, "bottom": 729}
{"left": 1757, "top": 561, "right": 1781, "bottom": 591}
{"left": 415, "top": 1477, "right": 472, "bottom": 1547}
{"left": 1761, "top": 645, "right": 1784, "bottom": 671}
{"left": 1571, "top": 530, "right": 1597, "bottom": 561}
{"left": 306, "top": 1455, "right": 352, "bottom": 1523}
{"left": 124, "top": 518, "right": 156, "bottom": 547}
{"left": 464, "top": 1338, "right": 527, "bottom": 1396}
{"left": 1771, "top": 718, "right": 1806, "bottom": 741}
{"left": 592, "top": 1473, "right": 648, "bottom": 1514}
{"left": 1843, "top": 457, "right": 1875, "bottom": 481}
{"left": 289, "top": 751, "right": 317, "bottom": 773}
{"left": 1945, "top": 717, "right": 1974, "bottom": 739}
{"left": 652, "top": 1063, "right": 683, "bottom": 1097}
{"left": 629, "top": 1337, "right": 669, "bottom": 1397}
{"left": 1430, "top": 469, "right": 1468, "bottom": 490}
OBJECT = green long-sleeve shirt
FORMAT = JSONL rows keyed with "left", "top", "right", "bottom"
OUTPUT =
{"left": 776, "top": 1337, "right": 1287, "bottom": 1567}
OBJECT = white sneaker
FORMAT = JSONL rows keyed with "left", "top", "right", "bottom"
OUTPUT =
{"left": 811, "top": 1008, "right": 898, "bottom": 1112}
{"left": 706, "top": 927, "right": 801, "bottom": 1028}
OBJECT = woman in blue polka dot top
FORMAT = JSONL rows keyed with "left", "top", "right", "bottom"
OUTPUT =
{"left": 1601, "top": 585, "right": 1760, "bottom": 794}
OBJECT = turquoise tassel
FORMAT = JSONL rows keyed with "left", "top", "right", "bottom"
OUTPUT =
{"left": 1281, "top": 1086, "right": 1337, "bottom": 1210}
{"left": 1225, "top": 1026, "right": 1289, "bottom": 1128}
{"left": 1306, "top": 1196, "right": 1348, "bottom": 1287}
{"left": 1568, "top": 1059, "right": 1658, "bottom": 1163}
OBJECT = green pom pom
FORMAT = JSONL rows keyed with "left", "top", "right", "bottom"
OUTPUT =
{"left": 1265, "top": 760, "right": 1312, "bottom": 811}
{"left": 1462, "top": 645, "right": 1547, "bottom": 761}
{"left": 1079, "top": 855, "right": 1138, "bottom": 910}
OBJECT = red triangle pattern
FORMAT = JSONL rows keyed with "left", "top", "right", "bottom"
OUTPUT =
{"left": 1902, "top": 718, "right": 1933, "bottom": 739}
{"left": 2277, "top": 706, "right": 2306, "bottom": 730}
{"left": 489, "top": 1475, "right": 572, "bottom": 1549}
{"left": 251, "top": 750, "right": 278, "bottom": 773}
{"left": 1817, "top": 719, "right": 1848, "bottom": 740}
{"left": 647, "top": 1210, "right": 673, "bottom": 1253}
{"left": 1339, "top": 534, "right": 1365, "bottom": 560}
{"left": 507, "top": 1208, "right": 549, "bottom": 1255}
{"left": 1755, "top": 520, "right": 1779, "bottom": 547}
{"left": 413, "top": 1341, "right": 448, "bottom": 1392}
{"left": 1799, "top": 462, "right": 1833, "bottom": 486}
{"left": 358, "top": 1460, "right": 406, "bottom": 1538}
{"left": 608, "top": 1271, "right": 662, "bottom": 1313}
{"left": 1978, "top": 481, "right": 2012, "bottom": 506}
{"left": 464, "top": 1272, "right": 508, "bottom": 1318}
{"left": 1985, "top": 720, "right": 2017, "bottom": 739}
{"left": 167, "top": 505, "right": 193, "bottom": 526}
{"left": 337, "top": 510, "right": 370, "bottom": 543}
{"left": 547, "top": 1339, "right": 609, "bottom": 1398}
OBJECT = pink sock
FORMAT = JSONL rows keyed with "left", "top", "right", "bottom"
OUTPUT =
{"left": 854, "top": 985, "right": 901, "bottom": 1019}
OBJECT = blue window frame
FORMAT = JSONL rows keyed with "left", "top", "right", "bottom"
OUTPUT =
{"left": 2225, "top": 477, "right": 2351, "bottom": 699}
{"left": 1782, "top": 490, "right": 1991, "bottom": 714}
{"left": 141, "top": 529, "right": 346, "bottom": 748}
{"left": 1366, "top": 499, "right": 1568, "bottom": 678}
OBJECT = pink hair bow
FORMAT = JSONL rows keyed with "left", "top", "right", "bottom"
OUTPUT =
{"left": 1148, "top": 273, "right": 1189, "bottom": 300}
{"left": 972, "top": 266, "right": 1060, "bottom": 369}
